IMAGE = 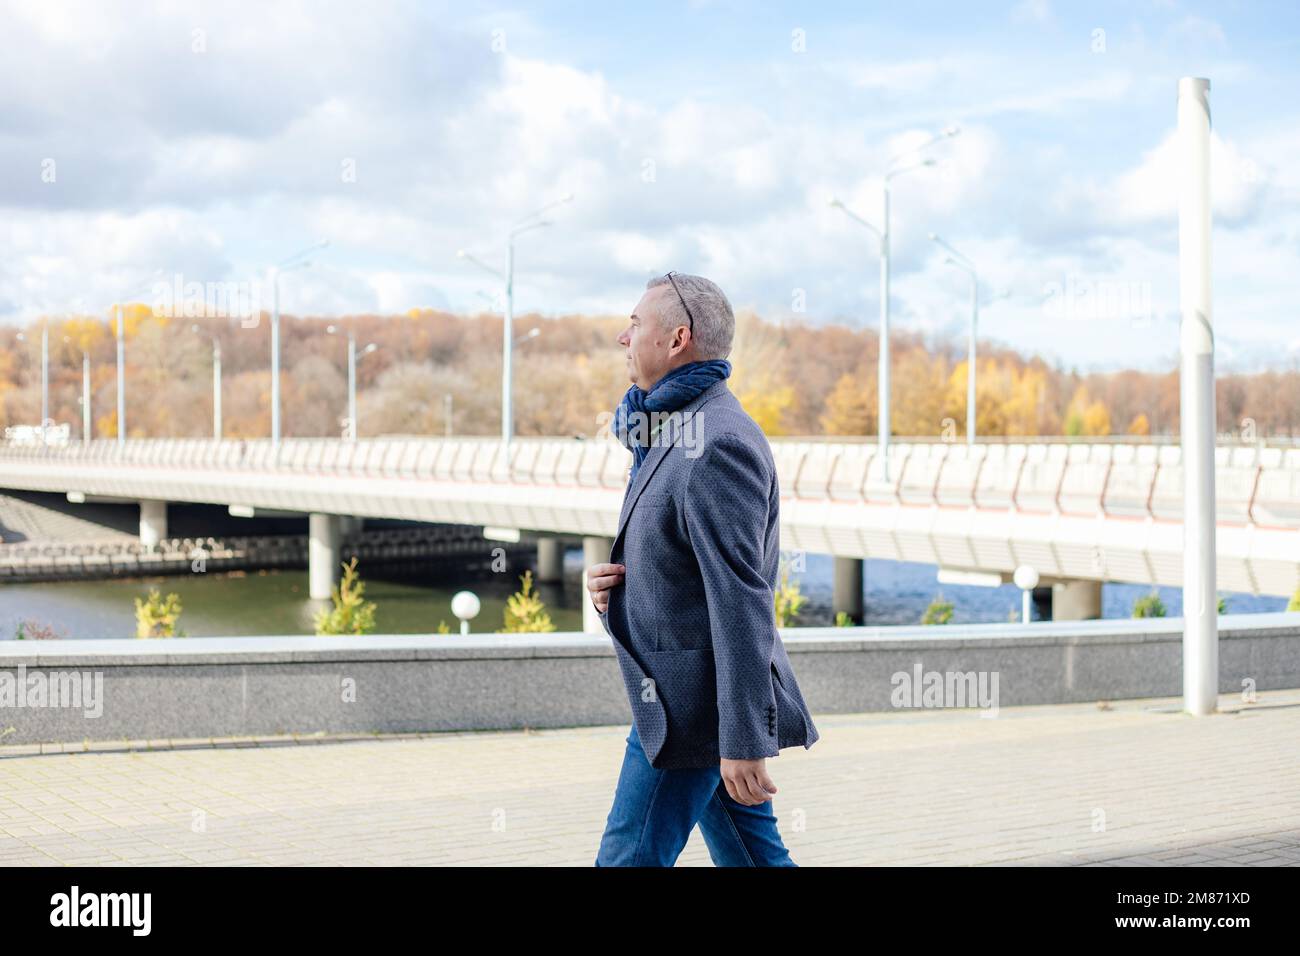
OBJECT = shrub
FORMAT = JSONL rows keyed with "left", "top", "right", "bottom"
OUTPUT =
{"left": 134, "top": 588, "right": 184, "bottom": 638}
{"left": 921, "top": 593, "right": 954, "bottom": 626}
{"left": 314, "top": 557, "right": 377, "bottom": 636}
{"left": 1132, "top": 590, "right": 1166, "bottom": 618}
{"left": 774, "top": 561, "right": 806, "bottom": 627}
{"left": 502, "top": 569, "right": 555, "bottom": 633}
{"left": 14, "top": 619, "right": 64, "bottom": 640}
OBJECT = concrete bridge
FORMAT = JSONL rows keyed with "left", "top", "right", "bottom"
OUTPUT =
{"left": 0, "top": 436, "right": 1296, "bottom": 629}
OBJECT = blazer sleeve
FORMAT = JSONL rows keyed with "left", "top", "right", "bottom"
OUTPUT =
{"left": 684, "top": 434, "right": 780, "bottom": 761}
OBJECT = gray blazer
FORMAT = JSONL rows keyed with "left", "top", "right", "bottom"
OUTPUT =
{"left": 599, "top": 378, "right": 820, "bottom": 769}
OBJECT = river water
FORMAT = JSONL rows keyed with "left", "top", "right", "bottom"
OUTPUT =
{"left": 0, "top": 548, "right": 1289, "bottom": 640}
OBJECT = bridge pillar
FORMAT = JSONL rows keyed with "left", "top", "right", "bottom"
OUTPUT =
{"left": 1051, "top": 579, "right": 1103, "bottom": 621}
{"left": 536, "top": 537, "right": 564, "bottom": 584}
{"left": 309, "top": 513, "right": 343, "bottom": 600}
{"left": 139, "top": 500, "right": 167, "bottom": 548}
{"left": 582, "top": 536, "right": 614, "bottom": 634}
{"left": 833, "top": 557, "right": 865, "bottom": 624}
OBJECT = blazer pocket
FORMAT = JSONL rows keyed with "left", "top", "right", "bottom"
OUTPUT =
{"left": 644, "top": 647, "right": 716, "bottom": 746}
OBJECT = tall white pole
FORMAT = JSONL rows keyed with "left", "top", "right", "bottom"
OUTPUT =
{"left": 40, "top": 321, "right": 48, "bottom": 443}
{"left": 879, "top": 181, "right": 891, "bottom": 481}
{"left": 347, "top": 333, "right": 357, "bottom": 441}
{"left": 503, "top": 238, "right": 515, "bottom": 453}
{"left": 213, "top": 339, "right": 222, "bottom": 440}
{"left": 81, "top": 352, "right": 90, "bottom": 443}
{"left": 116, "top": 305, "right": 125, "bottom": 446}
{"left": 1178, "top": 76, "right": 1217, "bottom": 716}
{"left": 967, "top": 274, "right": 978, "bottom": 445}
{"left": 271, "top": 269, "right": 281, "bottom": 448}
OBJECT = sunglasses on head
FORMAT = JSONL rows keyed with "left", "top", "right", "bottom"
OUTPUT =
{"left": 664, "top": 271, "right": 696, "bottom": 336}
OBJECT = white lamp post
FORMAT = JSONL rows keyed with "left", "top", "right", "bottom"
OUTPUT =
{"left": 458, "top": 193, "right": 572, "bottom": 459}
{"left": 1013, "top": 565, "right": 1039, "bottom": 624}
{"left": 450, "top": 590, "right": 481, "bottom": 635}
{"left": 192, "top": 324, "right": 222, "bottom": 439}
{"left": 326, "top": 325, "right": 378, "bottom": 440}
{"left": 111, "top": 270, "right": 165, "bottom": 446}
{"left": 270, "top": 239, "right": 329, "bottom": 448}
{"left": 830, "top": 127, "right": 958, "bottom": 479}
{"left": 62, "top": 334, "right": 91, "bottom": 444}
{"left": 1178, "top": 76, "right": 1217, "bottom": 716}
{"left": 40, "top": 321, "right": 48, "bottom": 442}
{"left": 929, "top": 233, "right": 980, "bottom": 445}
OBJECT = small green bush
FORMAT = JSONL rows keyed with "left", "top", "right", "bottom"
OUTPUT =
{"left": 135, "top": 588, "right": 184, "bottom": 638}
{"left": 502, "top": 569, "right": 555, "bottom": 633}
{"left": 922, "top": 593, "right": 954, "bottom": 626}
{"left": 774, "top": 562, "right": 806, "bottom": 627}
{"left": 314, "top": 557, "right": 377, "bottom": 636}
{"left": 1132, "top": 590, "right": 1166, "bottom": 618}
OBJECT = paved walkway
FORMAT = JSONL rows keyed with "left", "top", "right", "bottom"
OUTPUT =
{"left": 2, "top": 688, "right": 1299, "bottom": 866}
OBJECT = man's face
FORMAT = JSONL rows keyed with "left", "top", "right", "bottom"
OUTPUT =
{"left": 618, "top": 285, "right": 690, "bottom": 390}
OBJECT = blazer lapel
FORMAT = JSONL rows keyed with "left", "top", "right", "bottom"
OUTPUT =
{"left": 612, "top": 378, "right": 730, "bottom": 545}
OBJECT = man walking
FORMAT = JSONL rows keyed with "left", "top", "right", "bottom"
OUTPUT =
{"left": 587, "top": 272, "right": 820, "bottom": 867}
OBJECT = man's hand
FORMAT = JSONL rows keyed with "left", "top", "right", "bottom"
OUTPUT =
{"left": 720, "top": 757, "right": 778, "bottom": 806}
{"left": 586, "top": 562, "right": 625, "bottom": 614}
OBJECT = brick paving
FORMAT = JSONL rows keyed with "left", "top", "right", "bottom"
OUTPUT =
{"left": 2, "top": 688, "right": 1299, "bottom": 866}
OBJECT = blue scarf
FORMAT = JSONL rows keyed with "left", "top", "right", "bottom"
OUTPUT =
{"left": 614, "top": 359, "right": 731, "bottom": 483}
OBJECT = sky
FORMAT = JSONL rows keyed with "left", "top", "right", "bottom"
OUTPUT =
{"left": 2, "top": 0, "right": 1298, "bottom": 373}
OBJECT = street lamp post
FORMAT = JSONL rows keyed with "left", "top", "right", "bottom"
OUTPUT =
{"left": 192, "top": 324, "right": 222, "bottom": 439}
{"left": 830, "top": 127, "right": 958, "bottom": 480}
{"left": 458, "top": 193, "right": 572, "bottom": 459}
{"left": 270, "top": 239, "right": 329, "bottom": 448}
{"left": 40, "top": 321, "right": 48, "bottom": 443}
{"left": 62, "top": 335, "right": 91, "bottom": 444}
{"left": 326, "top": 325, "right": 377, "bottom": 440}
{"left": 930, "top": 233, "right": 979, "bottom": 445}
{"left": 15, "top": 328, "right": 49, "bottom": 443}
{"left": 111, "top": 271, "right": 165, "bottom": 446}
{"left": 81, "top": 348, "right": 90, "bottom": 444}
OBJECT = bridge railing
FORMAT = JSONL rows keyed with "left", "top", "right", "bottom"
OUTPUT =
{"left": 3, "top": 437, "right": 1299, "bottom": 528}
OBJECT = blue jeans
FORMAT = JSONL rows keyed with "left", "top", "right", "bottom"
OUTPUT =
{"left": 595, "top": 723, "right": 798, "bottom": 867}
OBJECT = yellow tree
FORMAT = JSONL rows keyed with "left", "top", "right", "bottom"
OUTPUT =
{"left": 891, "top": 348, "right": 949, "bottom": 436}
{"left": 738, "top": 383, "right": 797, "bottom": 436}
{"left": 1064, "top": 385, "right": 1111, "bottom": 436}
{"left": 819, "top": 371, "right": 876, "bottom": 435}
{"left": 728, "top": 310, "right": 798, "bottom": 435}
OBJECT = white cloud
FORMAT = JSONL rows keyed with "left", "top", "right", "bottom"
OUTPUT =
{"left": 1, "top": 0, "right": 1298, "bottom": 374}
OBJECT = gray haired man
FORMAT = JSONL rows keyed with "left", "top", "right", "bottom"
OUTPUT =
{"left": 588, "top": 272, "right": 820, "bottom": 866}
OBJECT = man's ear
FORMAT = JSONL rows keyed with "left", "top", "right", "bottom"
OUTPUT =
{"left": 672, "top": 326, "right": 692, "bottom": 356}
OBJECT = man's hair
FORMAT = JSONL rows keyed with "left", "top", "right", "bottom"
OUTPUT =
{"left": 645, "top": 273, "right": 735, "bottom": 360}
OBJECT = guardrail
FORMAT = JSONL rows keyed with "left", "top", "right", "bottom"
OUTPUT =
{"left": 3, "top": 437, "right": 1296, "bottom": 529}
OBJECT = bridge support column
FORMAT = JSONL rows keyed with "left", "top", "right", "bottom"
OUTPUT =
{"left": 139, "top": 500, "right": 167, "bottom": 548}
{"left": 309, "top": 513, "right": 343, "bottom": 600}
{"left": 833, "top": 557, "right": 865, "bottom": 624}
{"left": 536, "top": 537, "right": 564, "bottom": 584}
{"left": 582, "top": 536, "right": 614, "bottom": 634}
{"left": 1051, "top": 579, "right": 1103, "bottom": 621}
